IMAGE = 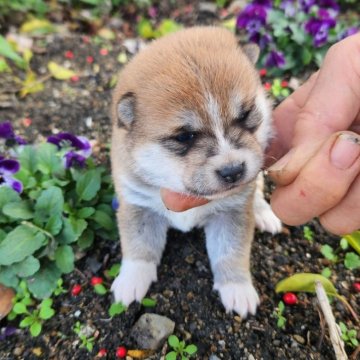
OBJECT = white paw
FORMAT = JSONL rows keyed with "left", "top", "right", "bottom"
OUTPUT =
{"left": 214, "top": 281, "right": 260, "bottom": 318}
{"left": 110, "top": 259, "right": 157, "bottom": 306}
{"left": 254, "top": 196, "right": 282, "bottom": 234}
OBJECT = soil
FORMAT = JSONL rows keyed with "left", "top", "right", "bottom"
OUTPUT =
{"left": 0, "top": 2, "right": 359, "bottom": 360}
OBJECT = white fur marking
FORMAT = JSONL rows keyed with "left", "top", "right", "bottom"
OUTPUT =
{"left": 111, "top": 259, "right": 157, "bottom": 306}
{"left": 214, "top": 281, "right": 260, "bottom": 318}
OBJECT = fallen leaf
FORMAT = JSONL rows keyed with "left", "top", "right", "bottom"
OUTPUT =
{"left": 48, "top": 61, "right": 76, "bottom": 80}
{"left": 0, "top": 35, "right": 25, "bottom": 67}
{"left": 0, "top": 283, "right": 15, "bottom": 320}
{"left": 19, "top": 71, "right": 45, "bottom": 97}
{"left": 127, "top": 349, "right": 155, "bottom": 359}
{"left": 20, "top": 19, "right": 56, "bottom": 35}
{"left": 98, "top": 28, "right": 115, "bottom": 40}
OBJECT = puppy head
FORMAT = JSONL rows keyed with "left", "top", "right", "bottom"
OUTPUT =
{"left": 112, "top": 27, "right": 272, "bottom": 199}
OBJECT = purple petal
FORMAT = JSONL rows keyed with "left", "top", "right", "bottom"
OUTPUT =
{"left": 0, "top": 122, "right": 15, "bottom": 139}
{"left": 15, "top": 135, "right": 27, "bottom": 145}
{"left": 112, "top": 197, "right": 120, "bottom": 211}
{"left": 0, "top": 159, "right": 20, "bottom": 175}
{"left": 1, "top": 175, "right": 23, "bottom": 193}
{"left": 64, "top": 151, "right": 87, "bottom": 168}
{"left": 47, "top": 133, "right": 91, "bottom": 153}
{"left": 265, "top": 50, "right": 286, "bottom": 68}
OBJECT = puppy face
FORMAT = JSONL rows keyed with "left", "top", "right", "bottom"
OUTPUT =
{"left": 112, "top": 27, "right": 272, "bottom": 199}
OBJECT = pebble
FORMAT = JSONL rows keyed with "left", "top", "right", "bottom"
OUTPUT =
{"left": 209, "top": 355, "right": 221, "bottom": 360}
{"left": 79, "top": 324, "right": 96, "bottom": 338}
{"left": 74, "top": 310, "right": 81, "bottom": 317}
{"left": 130, "top": 313, "right": 175, "bottom": 350}
{"left": 273, "top": 340, "right": 280, "bottom": 346}
{"left": 218, "top": 340, "right": 225, "bottom": 349}
{"left": 293, "top": 335, "right": 305, "bottom": 345}
{"left": 13, "top": 347, "right": 24, "bottom": 356}
{"left": 199, "top": 2, "right": 218, "bottom": 14}
{"left": 248, "top": 355, "right": 255, "bottom": 360}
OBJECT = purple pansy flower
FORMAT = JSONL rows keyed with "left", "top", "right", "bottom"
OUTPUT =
{"left": 236, "top": 4, "right": 268, "bottom": 35}
{"left": 265, "top": 50, "right": 286, "bottom": 68}
{"left": 0, "top": 121, "right": 26, "bottom": 145}
{"left": 305, "top": 9, "right": 336, "bottom": 47}
{"left": 339, "top": 27, "right": 358, "bottom": 40}
{"left": 111, "top": 196, "right": 119, "bottom": 211}
{"left": 318, "top": 0, "right": 339, "bottom": 12}
{"left": 280, "top": 0, "right": 296, "bottom": 17}
{"left": 47, "top": 133, "right": 92, "bottom": 169}
{"left": 0, "top": 156, "right": 23, "bottom": 193}
{"left": 253, "top": 0, "right": 272, "bottom": 7}
{"left": 249, "top": 32, "right": 272, "bottom": 49}
{"left": 299, "top": 0, "right": 315, "bottom": 13}
{"left": 0, "top": 326, "right": 18, "bottom": 341}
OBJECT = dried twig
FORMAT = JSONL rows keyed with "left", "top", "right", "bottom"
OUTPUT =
{"left": 315, "top": 280, "right": 348, "bottom": 360}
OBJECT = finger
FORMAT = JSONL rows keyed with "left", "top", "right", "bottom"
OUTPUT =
{"left": 266, "top": 71, "right": 319, "bottom": 166}
{"left": 270, "top": 132, "right": 360, "bottom": 226}
{"left": 268, "top": 33, "right": 360, "bottom": 186}
{"left": 160, "top": 188, "right": 209, "bottom": 212}
{"left": 319, "top": 173, "right": 360, "bottom": 235}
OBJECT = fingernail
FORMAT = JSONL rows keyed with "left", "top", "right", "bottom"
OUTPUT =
{"left": 268, "top": 149, "right": 294, "bottom": 172}
{"left": 330, "top": 133, "right": 360, "bottom": 170}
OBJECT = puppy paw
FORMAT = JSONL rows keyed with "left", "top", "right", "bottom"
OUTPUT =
{"left": 214, "top": 281, "right": 260, "bottom": 318}
{"left": 254, "top": 197, "right": 282, "bottom": 234}
{"left": 111, "top": 259, "right": 157, "bottom": 306}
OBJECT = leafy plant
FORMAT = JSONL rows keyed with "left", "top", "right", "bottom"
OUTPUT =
{"left": 273, "top": 301, "right": 286, "bottom": 329}
{"left": 303, "top": 225, "right": 314, "bottom": 242}
{"left": 8, "top": 281, "right": 55, "bottom": 337}
{"left": 236, "top": 0, "right": 358, "bottom": 75}
{"left": 0, "top": 122, "right": 117, "bottom": 300}
{"left": 108, "top": 302, "right": 127, "bottom": 317}
{"left": 73, "top": 321, "right": 95, "bottom": 352}
{"left": 137, "top": 18, "right": 182, "bottom": 39}
{"left": 339, "top": 322, "right": 359, "bottom": 348}
{"left": 166, "top": 335, "right": 198, "bottom": 360}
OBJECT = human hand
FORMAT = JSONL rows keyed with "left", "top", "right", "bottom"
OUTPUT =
{"left": 267, "top": 33, "right": 360, "bottom": 235}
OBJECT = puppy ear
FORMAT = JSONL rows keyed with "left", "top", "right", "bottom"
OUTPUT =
{"left": 116, "top": 92, "right": 136, "bottom": 129}
{"left": 242, "top": 44, "right": 260, "bottom": 64}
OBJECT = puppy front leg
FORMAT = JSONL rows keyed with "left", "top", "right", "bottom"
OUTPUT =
{"left": 205, "top": 211, "right": 259, "bottom": 318}
{"left": 111, "top": 202, "right": 168, "bottom": 306}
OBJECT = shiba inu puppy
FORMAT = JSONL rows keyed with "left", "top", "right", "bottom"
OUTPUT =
{"left": 110, "top": 27, "right": 281, "bottom": 317}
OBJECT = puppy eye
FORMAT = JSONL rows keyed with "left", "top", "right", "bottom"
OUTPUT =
{"left": 234, "top": 109, "right": 251, "bottom": 123}
{"left": 175, "top": 131, "right": 196, "bottom": 143}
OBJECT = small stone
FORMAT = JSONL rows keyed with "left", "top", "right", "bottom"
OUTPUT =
{"left": 218, "top": 340, "right": 225, "bottom": 349}
{"left": 273, "top": 340, "right": 280, "bottom": 346}
{"left": 32, "top": 347, "right": 42, "bottom": 356}
{"left": 209, "top": 355, "right": 221, "bottom": 360}
{"left": 293, "top": 335, "right": 305, "bottom": 345}
{"left": 234, "top": 316, "right": 242, "bottom": 323}
{"left": 13, "top": 347, "right": 24, "bottom": 356}
{"left": 79, "top": 324, "right": 96, "bottom": 338}
{"left": 199, "top": 2, "right": 217, "bottom": 13}
{"left": 185, "top": 255, "right": 195, "bottom": 264}
{"left": 130, "top": 313, "right": 175, "bottom": 350}
{"left": 248, "top": 354, "right": 255, "bottom": 360}
{"left": 74, "top": 310, "right": 81, "bottom": 317}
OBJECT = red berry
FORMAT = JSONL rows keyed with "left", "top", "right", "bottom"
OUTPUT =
{"left": 65, "top": 50, "right": 74, "bottom": 59}
{"left": 353, "top": 282, "right": 360, "bottom": 293}
{"left": 259, "top": 68, "right": 267, "bottom": 77}
{"left": 116, "top": 346, "right": 127, "bottom": 358}
{"left": 283, "top": 292, "right": 298, "bottom": 305}
{"left": 97, "top": 348, "right": 107, "bottom": 357}
{"left": 70, "top": 75, "right": 79, "bottom": 82}
{"left": 71, "top": 284, "right": 82, "bottom": 296}
{"left": 281, "top": 80, "right": 289, "bottom": 88}
{"left": 264, "top": 82, "right": 272, "bottom": 91}
{"left": 91, "top": 277, "right": 103, "bottom": 286}
{"left": 86, "top": 56, "right": 94, "bottom": 64}
{"left": 22, "top": 117, "right": 32, "bottom": 127}
{"left": 82, "top": 35, "right": 91, "bottom": 44}
{"left": 100, "top": 48, "right": 109, "bottom": 56}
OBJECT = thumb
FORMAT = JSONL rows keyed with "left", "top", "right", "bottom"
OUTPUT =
{"left": 268, "top": 33, "right": 360, "bottom": 186}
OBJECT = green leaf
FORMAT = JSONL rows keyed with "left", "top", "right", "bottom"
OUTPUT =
{"left": 0, "top": 266, "right": 19, "bottom": 288}
{"left": 344, "top": 231, "right": 360, "bottom": 255}
{"left": 55, "top": 245, "right": 75, "bottom": 273}
{"left": 321, "top": 267, "right": 331, "bottom": 279}
{"left": 34, "top": 186, "right": 64, "bottom": 224}
{"left": 58, "top": 217, "right": 87, "bottom": 244}
{"left": 278, "top": 301, "right": 285, "bottom": 312}
{"left": 185, "top": 344, "right": 197, "bottom": 355}
{"left": 48, "top": 61, "right": 76, "bottom": 80}
{"left": 106, "top": 263, "right": 120, "bottom": 278}
{"left": 39, "top": 305, "right": 55, "bottom": 320}
{"left": 344, "top": 252, "right": 360, "bottom": 270}
{"left": 275, "top": 273, "right": 338, "bottom": 296}
{"left": 108, "top": 302, "right": 126, "bottom": 317}
{"left": 17, "top": 145, "right": 37, "bottom": 175}
{"left": 27, "top": 262, "right": 61, "bottom": 299}
{"left": 94, "top": 284, "right": 107, "bottom": 295}
{"left": 77, "top": 207, "right": 95, "bottom": 219}
{"left": 168, "top": 335, "right": 180, "bottom": 349}
{"left": 45, "top": 215, "right": 63, "bottom": 236}
{"left": 12, "top": 256, "right": 40, "bottom": 277}
{"left": 165, "top": 352, "right": 177, "bottom": 360}
{"left": 137, "top": 18, "right": 155, "bottom": 39}
{"left": 3, "top": 201, "right": 34, "bottom": 220}
{"left": 30, "top": 321, "right": 42, "bottom": 337}
{"left": 0, "top": 225, "right": 45, "bottom": 266}
{"left": 0, "top": 186, "right": 21, "bottom": 211}
{"left": 141, "top": 298, "right": 157, "bottom": 307}
{"left": 20, "top": 19, "right": 55, "bottom": 35}
{"left": 20, "top": 315, "right": 35, "bottom": 327}
{"left": 36, "top": 143, "right": 63, "bottom": 175}
{"left": 0, "top": 35, "right": 25, "bottom": 66}
{"left": 340, "top": 238, "right": 348, "bottom": 250}
{"left": 13, "top": 302, "right": 27, "bottom": 314}
{"left": 77, "top": 229, "right": 94, "bottom": 250}
{"left": 76, "top": 169, "right": 101, "bottom": 201}
{"left": 320, "top": 244, "right": 337, "bottom": 262}
{"left": 91, "top": 210, "right": 113, "bottom": 231}
{"left": 156, "top": 19, "right": 182, "bottom": 37}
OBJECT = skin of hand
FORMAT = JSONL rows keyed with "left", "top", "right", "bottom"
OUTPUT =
{"left": 266, "top": 33, "right": 360, "bottom": 235}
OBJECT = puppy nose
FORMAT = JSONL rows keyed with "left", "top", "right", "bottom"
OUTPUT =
{"left": 216, "top": 163, "right": 245, "bottom": 183}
